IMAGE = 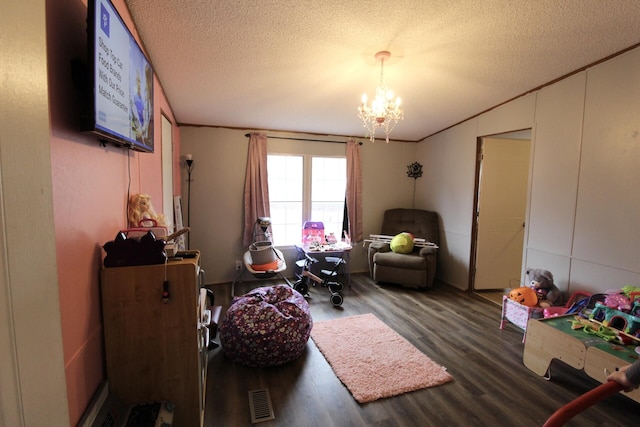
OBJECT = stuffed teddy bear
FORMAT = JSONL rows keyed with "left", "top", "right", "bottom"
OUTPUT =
{"left": 526, "top": 268, "right": 562, "bottom": 308}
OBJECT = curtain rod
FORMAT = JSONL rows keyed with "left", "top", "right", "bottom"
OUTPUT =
{"left": 245, "top": 133, "right": 362, "bottom": 145}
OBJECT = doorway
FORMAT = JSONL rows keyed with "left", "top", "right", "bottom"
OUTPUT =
{"left": 470, "top": 130, "right": 532, "bottom": 303}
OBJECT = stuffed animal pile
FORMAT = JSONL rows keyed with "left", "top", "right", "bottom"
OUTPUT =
{"left": 508, "top": 267, "right": 563, "bottom": 308}
{"left": 526, "top": 268, "right": 562, "bottom": 308}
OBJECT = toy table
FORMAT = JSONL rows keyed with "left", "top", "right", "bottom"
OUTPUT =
{"left": 523, "top": 315, "right": 640, "bottom": 403}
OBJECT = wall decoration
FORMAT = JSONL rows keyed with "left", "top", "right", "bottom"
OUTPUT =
{"left": 407, "top": 162, "right": 423, "bottom": 208}
{"left": 406, "top": 162, "right": 423, "bottom": 179}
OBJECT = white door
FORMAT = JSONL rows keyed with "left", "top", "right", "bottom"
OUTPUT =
{"left": 161, "top": 114, "right": 174, "bottom": 229}
{"left": 473, "top": 135, "right": 531, "bottom": 290}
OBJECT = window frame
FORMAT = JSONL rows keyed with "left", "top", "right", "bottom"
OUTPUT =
{"left": 266, "top": 139, "right": 346, "bottom": 247}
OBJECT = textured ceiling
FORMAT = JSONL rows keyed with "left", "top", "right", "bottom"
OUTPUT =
{"left": 125, "top": 0, "right": 640, "bottom": 141}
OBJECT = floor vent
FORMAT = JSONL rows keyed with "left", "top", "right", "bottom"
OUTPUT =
{"left": 248, "top": 388, "right": 275, "bottom": 423}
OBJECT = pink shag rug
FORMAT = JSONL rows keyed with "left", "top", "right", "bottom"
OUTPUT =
{"left": 311, "top": 313, "right": 453, "bottom": 403}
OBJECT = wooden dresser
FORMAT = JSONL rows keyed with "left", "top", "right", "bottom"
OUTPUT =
{"left": 100, "top": 253, "right": 208, "bottom": 427}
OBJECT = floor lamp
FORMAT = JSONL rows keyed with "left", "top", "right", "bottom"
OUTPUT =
{"left": 185, "top": 154, "right": 193, "bottom": 249}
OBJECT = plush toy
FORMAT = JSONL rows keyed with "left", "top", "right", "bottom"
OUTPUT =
{"left": 128, "top": 193, "right": 167, "bottom": 228}
{"left": 526, "top": 268, "right": 562, "bottom": 308}
{"left": 390, "top": 232, "right": 414, "bottom": 254}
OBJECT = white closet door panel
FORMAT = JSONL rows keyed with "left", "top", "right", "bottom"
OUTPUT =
{"left": 573, "top": 49, "right": 640, "bottom": 271}
{"left": 527, "top": 72, "right": 585, "bottom": 256}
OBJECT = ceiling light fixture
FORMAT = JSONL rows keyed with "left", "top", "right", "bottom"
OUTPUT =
{"left": 357, "top": 50, "right": 404, "bottom": 143}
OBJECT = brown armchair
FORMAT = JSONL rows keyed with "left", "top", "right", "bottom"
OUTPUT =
{"left": 368, "top": 209, "right": 439, "bottom": 288}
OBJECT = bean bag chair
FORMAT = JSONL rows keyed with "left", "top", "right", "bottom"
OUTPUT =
{"left": 219, "top": 284, "right": 313, "bottom": 367}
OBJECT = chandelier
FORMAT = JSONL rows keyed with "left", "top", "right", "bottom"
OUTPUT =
{"left": 357, "top": 50, "right": 404, "bottom": 143}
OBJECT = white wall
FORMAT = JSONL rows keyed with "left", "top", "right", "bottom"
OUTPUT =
{"left": 179, "top": 128, "right": 418, "bottom": 284}
{"left": 415, "top": 95, "right": 536, "bottom": 290}
{"left": 569, "top": 47, "right": 640, "bottom": 292}
{"left": 0, "top": 1, "right": 69, "bottom": 425}
{"left": 415, "top": 120, "right": 478, "bottom": 289}
{"left": 419, "top": 46, "right": 640, "bottom": 295}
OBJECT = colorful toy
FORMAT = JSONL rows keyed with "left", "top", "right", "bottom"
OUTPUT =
{"left": 571, "top": 294, "right": 640, "bottom": 345}
{"left": 632, "top": 300, "right": 640, "bottom": 318}
{"left": 509, "top": 287, "right": 539, "bottom": 307}
{"left": 543, "top": 291, "right": 592, "bottom": 318}
{"left": 302, "top": 221, "right": 324, "bottom": 247}
{"left": 390, "top": 232, "right": 414, "bottom": 254}
{"left": 590, "top": 301, "right": 640, "bottom": 339}
{"left": 526, "top": 268, "right": 562, "bottom": 308}
{"left": 622, "top": 285, "right": 640, "bottom": 300}
{"left": 604, "top": 293, "right": 632, "bottom": 311}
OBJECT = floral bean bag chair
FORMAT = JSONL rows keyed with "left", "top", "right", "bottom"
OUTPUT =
{"left": 219, "top": 285, "right": 313, "bottom": 367}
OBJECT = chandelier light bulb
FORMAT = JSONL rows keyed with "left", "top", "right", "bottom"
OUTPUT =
{"left": 357, "top": 50, "right": 404, "bottom": 143}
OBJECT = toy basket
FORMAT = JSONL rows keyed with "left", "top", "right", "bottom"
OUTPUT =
{"left": 499, "top": 295, "right": 544, "bottom": 343}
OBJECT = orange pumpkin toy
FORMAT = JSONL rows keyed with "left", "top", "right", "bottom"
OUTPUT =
{"left": 509, "top": 287, "right": 539, "bottom": 307}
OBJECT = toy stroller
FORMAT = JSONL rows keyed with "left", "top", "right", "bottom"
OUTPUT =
{"left": 293, "top": 252, "right": 345, "bottom": 307}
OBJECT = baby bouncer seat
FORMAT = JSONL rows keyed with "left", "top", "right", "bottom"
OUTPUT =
{"left": 231, "top": 217, "right": 291, "bottom": 296}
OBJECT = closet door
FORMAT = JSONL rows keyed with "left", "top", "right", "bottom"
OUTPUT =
{"left": 473, "top": 137, "right": 530, "bottom": 290}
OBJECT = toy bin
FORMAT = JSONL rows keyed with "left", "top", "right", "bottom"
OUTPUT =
{"left": 302, "top": 221, "right": 324, "bottom": 247}
{"left": 499, "top": 295, "right": 544, "bottom": 343}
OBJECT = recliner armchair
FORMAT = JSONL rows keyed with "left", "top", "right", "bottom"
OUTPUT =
{"left": 368, "top": 209, "right": 439, "bottom": 288}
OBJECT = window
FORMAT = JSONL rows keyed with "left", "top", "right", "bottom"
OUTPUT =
{"left": 267, "top": 155, "right": 303, "bottom": 245}
{"left": 268, "top": 154, "right": 346, "bottom": 246}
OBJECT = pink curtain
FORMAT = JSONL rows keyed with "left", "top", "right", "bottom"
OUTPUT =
{"left": 242, "top": 133, "right": 271, "bottom": 247}
{"left": 346, "top": 139, "right": 363, "bottom": 242}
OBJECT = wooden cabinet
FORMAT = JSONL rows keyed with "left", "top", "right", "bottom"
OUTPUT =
{"left": 101, "top": 253, "right": 207, "bottom": 427}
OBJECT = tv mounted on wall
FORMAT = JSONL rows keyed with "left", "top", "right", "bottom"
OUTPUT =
{"left": 85, "top": 0, "right": 154, "bottom": 153}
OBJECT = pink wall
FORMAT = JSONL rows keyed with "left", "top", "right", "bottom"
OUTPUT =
{"left": 46, "top": 0, "right": 180, "bottom": 424}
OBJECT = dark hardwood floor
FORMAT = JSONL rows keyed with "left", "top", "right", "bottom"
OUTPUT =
{"left": 204, "top": 273, "right": 640, "bottom": 426}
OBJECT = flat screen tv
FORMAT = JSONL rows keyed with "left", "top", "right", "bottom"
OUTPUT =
{"left": 85, "top": 0, "right": 154, "bottom": 152}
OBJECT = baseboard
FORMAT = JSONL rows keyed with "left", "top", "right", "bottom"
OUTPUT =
{"left": 76, "top": 381, "right": 174, "bottom": 427}
{"left": 76, "top": 381, "right": 109, "bottom": 427}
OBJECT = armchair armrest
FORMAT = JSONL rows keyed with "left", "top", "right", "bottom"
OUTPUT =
{"left": 368, "top": 242, "right": 391, "bottom": 275}
{"left": 419, "top": 246, "right": 438, "bottom": 256}
{"left": 370, "top": 242, "right": 391, "bottom": 252}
